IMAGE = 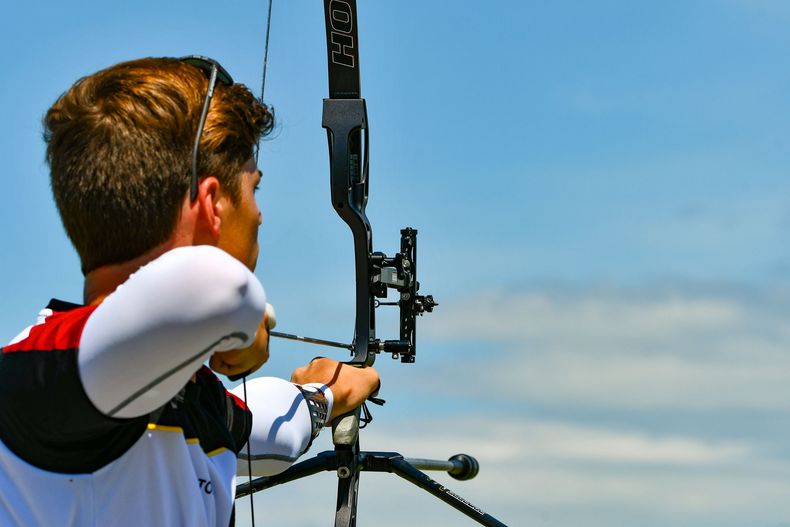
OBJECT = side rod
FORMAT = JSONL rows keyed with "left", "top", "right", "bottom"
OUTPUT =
{"left": 235, "top": 451, "right": 508, "bottom": 526}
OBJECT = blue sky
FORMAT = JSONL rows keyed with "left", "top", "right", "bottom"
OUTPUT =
{"left": 2, "top": 1, "right": 790, "bottom": 526}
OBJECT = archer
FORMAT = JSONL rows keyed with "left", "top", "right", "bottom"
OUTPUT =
{"left": 0, "top": 56, "right": 379, "bottom": 526}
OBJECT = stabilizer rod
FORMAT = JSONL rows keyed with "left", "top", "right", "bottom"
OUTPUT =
{"left": 235, "top": 451, "right": 507, "bottom": 526}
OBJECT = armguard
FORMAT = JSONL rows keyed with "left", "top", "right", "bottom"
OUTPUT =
{"left": 297, "top": 383, "right": 330, "bottom": 450}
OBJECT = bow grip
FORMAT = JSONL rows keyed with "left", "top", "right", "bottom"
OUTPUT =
{"left": 322, "top": 97, "right": 375, "bottom": 367}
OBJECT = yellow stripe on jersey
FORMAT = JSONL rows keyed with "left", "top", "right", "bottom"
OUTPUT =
{"left": 147, "top": 423, "right": 184, "bottom": 433}
{"left": 147, "top": 423, "right": 230, "bottom": 457}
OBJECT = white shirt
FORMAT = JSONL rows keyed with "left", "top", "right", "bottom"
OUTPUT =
{"left": 0, "top": 246, "right": 331, "bottom": 527}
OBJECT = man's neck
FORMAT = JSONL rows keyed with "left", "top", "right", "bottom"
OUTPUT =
{"left": 82, "top": 195, "right": 210, "bottom": 306}
{"left": 83, "top": 243, "right": 172, "bottom": 306}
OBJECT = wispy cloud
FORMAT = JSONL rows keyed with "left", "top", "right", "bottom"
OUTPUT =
{"left": 235, "top": 283, "right": 790, "bottom": 527}
{"left": 366, "top": 416, "right": 754, "bottom": 468}
{"left": 352, "top": 415, "right": 785, "bottom": 526}
{"left": 425, "top": 285, "right": 790, "bottom": 410}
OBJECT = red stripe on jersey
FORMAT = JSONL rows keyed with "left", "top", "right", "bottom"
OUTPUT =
{"left": 3, "top": 305, "right": 98, "bottom": 353}
{"left": 195, "top": 366, "right": 250, "bottom": 411}
{"left": 227, "top": 390, "right": 249, "bottom": 411}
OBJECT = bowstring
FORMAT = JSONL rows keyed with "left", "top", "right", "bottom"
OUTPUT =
{"left": 245, "top": 1, "right": 274, "bottom": 525}
{"left": 242, "top": 377, "right": 254, "bottom": 525}
{"left": 254, "top": 0, "right": 274, "bottom": 165}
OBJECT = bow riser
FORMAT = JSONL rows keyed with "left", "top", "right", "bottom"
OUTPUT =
{"left": 322, "top": 0, "right": 435, "bottom": 367}
{"left": 322, "top": 98, "right": 374, "bottom": 366}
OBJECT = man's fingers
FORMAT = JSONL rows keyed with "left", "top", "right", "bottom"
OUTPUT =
{"left": 209, "top": 305, "right": 274, "bottom": 379}
{"left": 208, "top": 354, "right": 236, "bottom": 375}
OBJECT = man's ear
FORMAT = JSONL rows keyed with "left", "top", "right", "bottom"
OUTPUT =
{"left": 195, "top": 176, "right": 223, "bottom": 240}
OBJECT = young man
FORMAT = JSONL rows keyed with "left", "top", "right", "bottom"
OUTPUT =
{"left": 0, "top": 57, "right": 379, "bottom": 526}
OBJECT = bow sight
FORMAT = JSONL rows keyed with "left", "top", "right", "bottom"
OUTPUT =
{"left": 369, "top": 228, "right": 438, "bottom": 362}
{"left": 270, "top": 227, "right": 437, "bottom": 364}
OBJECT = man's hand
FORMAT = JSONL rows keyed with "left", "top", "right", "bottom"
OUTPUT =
{"left": 290, "top": 358, "right": 380, "bottom": 421}
{"left": 210, "top": 310, "right": 271, "bottom": 378}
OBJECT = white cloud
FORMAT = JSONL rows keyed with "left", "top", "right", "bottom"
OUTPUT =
{"left": 518, "top": 422, "right": 750, "bottom": 466}
{"left": 236, "top": 415, "right": 790, "bottom": 527}
{"left": 363, "top": 416, "right": 789, "bottom": 521}
{"left": 424, "top": 285, "right": 790, "bottom": 410}
{"left": 235, "top": 284, "right": 790, "bottom": 527}
{"left": 362, "top": 416, "right": 754, "bottom": 470}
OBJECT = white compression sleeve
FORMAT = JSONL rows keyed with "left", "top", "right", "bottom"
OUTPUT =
{"left": 231, "top": 377, "right": 334, "bottom": 477}
{"left": 78, "top": 246, "right": 267, "bottom": 419}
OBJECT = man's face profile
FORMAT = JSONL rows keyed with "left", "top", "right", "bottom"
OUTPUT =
{"left": 216, "top": 157, "right": 263, "bottom": 271}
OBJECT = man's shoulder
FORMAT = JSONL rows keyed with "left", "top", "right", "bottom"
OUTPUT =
{"left": 0, "top": 299, "right": 148, "bottom": 474}
{"left": 3, "top": 299, "right": 96, "bottom": 354}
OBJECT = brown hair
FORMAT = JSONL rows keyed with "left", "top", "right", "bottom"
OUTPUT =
{"left": 43, "top": 57, "right": 273, "bottom": 273}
